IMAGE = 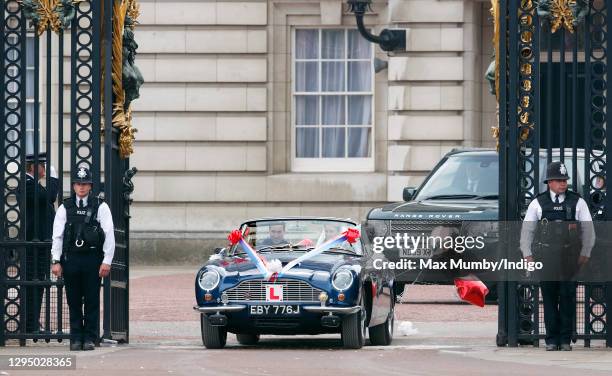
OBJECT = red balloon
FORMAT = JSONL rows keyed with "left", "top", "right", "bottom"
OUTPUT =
{"left": 454, "top": 278, "right": 489, "bottom": 307}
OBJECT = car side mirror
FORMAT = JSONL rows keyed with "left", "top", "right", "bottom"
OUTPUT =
{"left": 403, "top": 187, "right": 416, "bottom": 201}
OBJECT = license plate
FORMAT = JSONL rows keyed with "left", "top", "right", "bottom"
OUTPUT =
{"left": 400, "top": 248, "right": 433, "bottom": 258}
{"left": 249, "top": 305, "right": 301, "bottom": 315}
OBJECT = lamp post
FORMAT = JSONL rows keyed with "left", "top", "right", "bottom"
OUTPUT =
{"left": 347, "top": 0, "right": 406, "bottom": 52}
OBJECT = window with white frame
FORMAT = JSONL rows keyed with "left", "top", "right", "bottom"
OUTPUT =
{"left": 292, "top": 28, "right": 374, "bottom": 171}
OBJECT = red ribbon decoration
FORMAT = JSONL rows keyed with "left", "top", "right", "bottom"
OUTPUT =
{"left": 227, "top": 229, "right": 242, "bottom": 245}
{"left": 343, "top": 228, "right": 360, "bottom": 244}
{"left": 454, "top": 278, "right": 489, "bottom": 307}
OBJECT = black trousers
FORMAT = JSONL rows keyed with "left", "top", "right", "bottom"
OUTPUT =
{"left": 62, "top": 251, "right": 102, "bottom": 342}
{"left": 540, "top": 281, "right": 576, "bottom": 346}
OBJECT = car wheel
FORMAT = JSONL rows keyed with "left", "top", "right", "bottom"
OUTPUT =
{"left": 341, "top": 290, "right": 367, "bottom": 349}
{"left": 236, "top": 333, "right": 260, "bottom": 346}
{"left": 369, "top": 301, "right": 394, "bottom": 346}
{"left": 200, "top": 314, "right": 227, "bottom": 349}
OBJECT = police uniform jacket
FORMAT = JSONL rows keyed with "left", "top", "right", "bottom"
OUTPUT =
{"left": 520, "top": 190, "right": 595, "bottom": 258}
{"left": 50, "top": 195, "right": 115, "bottom": 265}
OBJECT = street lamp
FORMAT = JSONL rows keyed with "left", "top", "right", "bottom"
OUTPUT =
{"left": 347, "top": 0, "right": 406, "bottom": 52}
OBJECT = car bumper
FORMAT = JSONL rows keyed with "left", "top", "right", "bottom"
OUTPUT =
{"left": 302, "top": 305, "right": 360, "bottom": 314}
{"left": 193, "top": 304, "right": 247, "bottom": 313}
{"left": 194, "top": 303, "right": 359, "bottom": 334}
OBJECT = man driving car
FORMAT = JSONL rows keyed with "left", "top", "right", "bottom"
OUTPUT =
{"left": 259, "top": 222, "right": 288, "bottom": 246}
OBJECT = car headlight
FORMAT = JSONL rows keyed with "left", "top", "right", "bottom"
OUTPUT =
{"left": 198, "top": 270, "right": 220, "bottom": 291}
{"left": 366, "top": 220, "right": 388, "bottom": 238}
{"left": 332, "top": 269, "right": 353, "bottom": 291}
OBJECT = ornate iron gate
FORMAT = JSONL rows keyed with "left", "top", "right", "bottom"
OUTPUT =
{"left": 496, "top": 0, "right": 612, "bottom": 347}
{"left": 0, "top": 0, "right": 139, "bottom": 345}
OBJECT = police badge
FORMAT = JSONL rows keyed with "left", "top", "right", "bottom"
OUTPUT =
{"left": 77, "top": 168, "right": 87, "bottom": 178}
{"left": 559, "top": 164, "right": 567, "bottom": 175}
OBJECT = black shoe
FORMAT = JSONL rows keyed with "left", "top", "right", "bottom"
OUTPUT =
{"left": 82, "top": 340, "right": 95, "bottom": 351}
{"left": 70, "top": 340, "right": 82, "bottom": 351}
{"left": 560, "top": 343, "right": 572, "bottom": 351}
{"left": 545, "top": 344, "right": 558, "bottom": 351}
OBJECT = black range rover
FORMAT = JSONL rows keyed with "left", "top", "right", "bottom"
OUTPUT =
{"left": 365, "top": 148, "right": 599, "bottom": 300}
{"left": 365, "top": 149, "right": 501, "bottom": 298}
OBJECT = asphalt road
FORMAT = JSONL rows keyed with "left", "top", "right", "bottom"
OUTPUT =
{"left": 1, "top": 267, "right": 611, "bottom": 376}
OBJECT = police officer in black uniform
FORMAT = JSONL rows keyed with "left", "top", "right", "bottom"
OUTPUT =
{"left": 520, "top": 161, "right": 595, "bottom": 351}
{"left": 50, "top": 167, "right": 115, "bottom": 351}
{"left": 23, "top": 152, "right": 59, "bottom": 333}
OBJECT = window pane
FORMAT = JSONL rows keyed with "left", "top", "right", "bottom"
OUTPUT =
{"left": 296, "top": 29, "right": 318, "bottom": 59}
{"left": 295, "top": 62, "right": 319, "bottom": 92}
{"left": 26, "top": 69, "right": 34, "bottom": 97}
{"left": 296, "top": 127, "right": 320, "bottom": 158}
{"left": 348, "top": 62, "right": 371, "bottom": 92}
{"left": 348, "top": 96, "right": 372, "bottom": 125}
{"left": 322, "top": 127, "right": 345, "bottom": 158}
{"left": 322, "top": 62, "right": 344, "bottom": 92}
{"left": 322, "top": 29, "right": 344, "bottom": 59}
{"left": 348, "top": 30, "right": 371, "bottom": 59}
{"left": 26, "top": 36, "right": 35, "bottom": 64}
{"left": 348, "top": 127, "right": 372, "bottom": 158}
{"left": 322, "top": 95, "right": 345, "bottom": 125}
{"left": 26, "top": 102, "right": 34, "bottom": 130}
{"left": 296, "top": 96, "right": 319, "bottom": 125}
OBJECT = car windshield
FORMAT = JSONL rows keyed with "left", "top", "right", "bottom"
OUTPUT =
{"left": 231, "top": 219, "right": 362, "bottom": 256}
{"left": 415, "top": 154, "right": 499, "bottom": 200}
{"left": 415, "top": 151, "right": 599, "bottom": 201}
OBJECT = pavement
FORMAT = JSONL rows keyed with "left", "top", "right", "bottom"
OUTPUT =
{"left": 1, "top": 266, "right": 611, "bottom": 375}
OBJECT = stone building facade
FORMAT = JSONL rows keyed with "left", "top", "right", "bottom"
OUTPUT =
{"left": 128, "top": 0, "right": 497, "bottom": 261}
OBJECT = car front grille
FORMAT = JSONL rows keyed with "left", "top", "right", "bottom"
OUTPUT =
{"left": 224, "top": 279, "right": 323, "bottom": 302}
{"left": 390, "top": 220, "right": 462, "bottom": 235}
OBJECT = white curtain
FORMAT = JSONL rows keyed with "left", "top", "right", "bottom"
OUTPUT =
{"left": 295, "top": 29, "right": 372, "bottom": 159}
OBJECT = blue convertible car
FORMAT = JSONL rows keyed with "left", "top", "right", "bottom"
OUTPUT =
{"left": 193, "top": 217, "right": 395, "bottom": 349}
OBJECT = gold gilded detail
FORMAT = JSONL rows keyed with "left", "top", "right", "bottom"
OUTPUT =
{"left": 521, "top": 63, "right": 532, "bottom": 75}
{"left": 108, "top": 0, "right": 140, "bottom": 159}
{"left": 521, "top": 0, "right": 533, "bottom": 10}
{"left": 520, "top": 125, "right": 533, "bottom": 141}
{"left": 490, "top": 0, "right": 500, "bottom": 101}
{"left": 521, "top": 31, "right": 533, "bottom": 43}
{"left": 520, "top": 112, "right": 530, "bottom": 124}
{"left": 491, "top": 125, "right": 500, "bottom": 152}
{"left": 522, "top": 80, "right": 532, "bottom": 91}
{"left": 20, "top": 0, "right": 85, "bottom": 35}
{"left": 522, "top": 96, "right": 531, "bottom": 108}
{"left": 550, "top": 0, "right": 576, "bottom": 33}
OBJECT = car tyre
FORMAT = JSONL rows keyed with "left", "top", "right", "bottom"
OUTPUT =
{"left": 341, "top": 291, "right": 367, "bottom": 349}
{"left": 200, "top": 314, "right": 227, "bottom": 349}
{"left": 369, "top": 301, "right": 394, "bottom": 346}
{"left": 236, "top": 333, "right": 260, "bottom": 346}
